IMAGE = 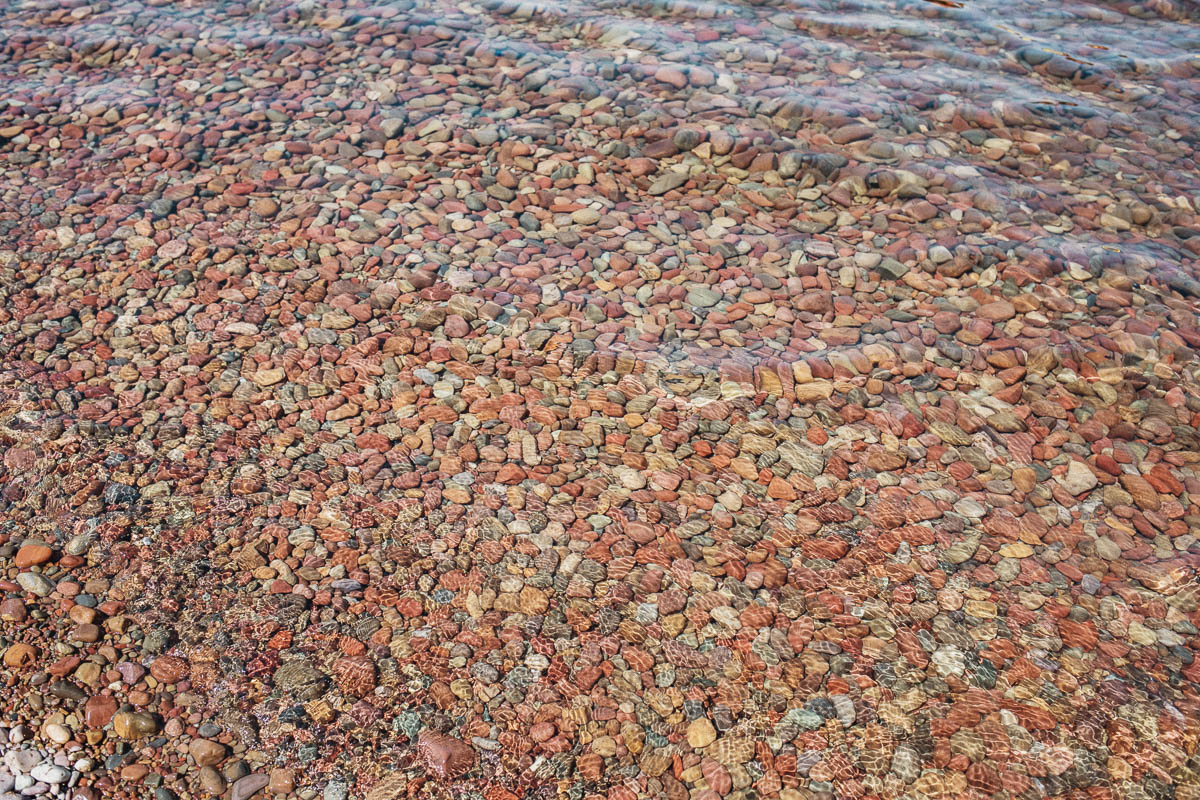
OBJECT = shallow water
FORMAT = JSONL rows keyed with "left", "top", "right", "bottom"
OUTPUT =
{"left": 1, "top": 0, "right": 1199, "bottom": 798}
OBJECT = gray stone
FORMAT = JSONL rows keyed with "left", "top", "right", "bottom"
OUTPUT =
{"left": 891, "top": 745, "right": 920, "bottom": 783}
{"left": 379, "top": 117, "right": 406, "bottom": 138}
{"left": 673, "top": 129, "right": 702, "bottom": 151}
{"left": 29, "top": 764, "right": 68, "bottom": 785}
{"left": 323, "top": 778, "right": 348, "bottom": 800}
{"left": 687, "top": 287, "right": 721, "bottom": 308}
{"left": 778, "top": 151, "right": 806, "bottom": 178}
{"left": 942, "top": 535, "right": 981, "bottom": 565}
{"left": 875, "top": 258, "right": 910, "bottom": 280}
{"left": 648, "top": 171, "right": 688, "bottom": 196}
{"left": 830, "top": 694, "right": 856, "bottom": 727}
{"left": 16, "top": 573, "right": 52, "bottom": 597}
{"left": 473, "top": 127, "right": 498, "bottom": 146}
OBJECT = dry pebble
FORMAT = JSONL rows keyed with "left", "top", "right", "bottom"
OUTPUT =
{"left": 1, "top": 0, "right": 1200, "bottom": 797}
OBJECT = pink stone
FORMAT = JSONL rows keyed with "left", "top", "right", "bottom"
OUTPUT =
{"left": 417, "top": 730, "right": 475, "bottom": 780}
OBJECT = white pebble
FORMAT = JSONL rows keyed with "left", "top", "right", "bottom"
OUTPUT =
{"left": 30, "top": 764, "right": 69, "bottom": 785}
{"left": 43, "top": 724, "right": 71, "bottom": 745}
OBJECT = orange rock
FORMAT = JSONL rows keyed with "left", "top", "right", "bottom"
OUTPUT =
{"left": 332, "top": 654, "right": 376, "bottom": 696}
{"left": 1119, "top": 474, "right": 1160, "bottom": 510}
{"left": 767, "top": 476, "right": 796, "bottom": 500}
{"left": 149, "top": 655, "right": 189, "bottom": 684}
{"left": 496, "top": 463, "right": 525, "bottom": 484}
{"left": 2, "top": 642, "right": 37, "bottom": 669}
{"left": 14, "top": 543, "right": 52, "bottom": 568}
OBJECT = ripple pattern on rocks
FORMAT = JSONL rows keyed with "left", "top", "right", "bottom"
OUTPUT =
{"left": 1, "top": 0, "right": 1200, "bottom": 797}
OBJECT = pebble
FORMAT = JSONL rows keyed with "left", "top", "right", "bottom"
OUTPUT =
{"left": 268, "top": 769, "right": 294, "bottom": 795}
{"left": 230, "top": 774, "right": 269, "bottom": 800}
{"left": 416, "top": 731, "right": 474, "bottom": 780}
{"left": 112, "top": 712, "right": 158, "bottom": 740}
{"left": 29, "top": 765, "right": 68, "bottom": 785}
{"left": 1058, "top": 460, "right": 1099, "bottom": 495}
{"left": 15, "top": 574, "right": 52, "bottom": 597}
{"left": 188, "top": 740, "right": 226, "bottom": 767}
{"left": 686, "top": 718, "right": 717, "bottom": 749}
{"left": 197, "top": 767, "right": 226, "bottom": 796}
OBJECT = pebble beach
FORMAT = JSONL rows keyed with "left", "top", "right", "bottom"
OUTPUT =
{"left": 0, "top": 0, "right": 1199, "bottom": 798}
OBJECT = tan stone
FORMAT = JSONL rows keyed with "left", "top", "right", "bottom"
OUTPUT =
{"left": 189, "top": 739, "right": 227, "bottom": 767}
{"left": 519, "top": 586, "right": 548, "bottom": 615}
{"left": 794, "top": 380, "right": 833, "bottom": 402}
{"left": 112, "top": 711, "right": 158, "bottom": 739}
{"left": 687, "top": 717, "right": 717, "bottom": 749}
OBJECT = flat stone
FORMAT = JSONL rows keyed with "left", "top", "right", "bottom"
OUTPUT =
{"left": 687, "top": 287, "right": 721, "bottom": 308}
{"left": 686, "top": 718, "right": 717, "bottom": 749}
{"left": 14, "top": 543, "right": 52, "bottom": 569}
{"left": 231, "top": 774, "right": 269, "bottom": 800}
{"left": 417, "top": 730, "right": 475, "bottom": 779}
{"left": 16, "top": 572, "right": 53, "bottom": 596}
{"left": 648, "top": 171, "right": 688, "bottom": 195}
{"left": 252, "top": 368, "right": 285, "bottom": 387}
{"left": 1056, "top": 461, "right": 1098, "bottom": 495}
{"left": 189, "top": 739, "right": 227, "bottom": 767}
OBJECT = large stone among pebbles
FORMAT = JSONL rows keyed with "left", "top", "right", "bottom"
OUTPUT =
{"left": 252, "top": 368, "right": 285, "bottom": 387}
{"left": 150, "top": 655, "right": 189, "bottom": 683}
{"left": 14, "top": 543, "right": 52, "bottom": 568}
{"left": 31, "top": 764, "right": 69, "bottom": 784}
{"left": 17, "top": 572, "right": 53, "bottom": 596}
{"left": 417, "top": 730, "right": 475, "bottom": 779}
{"left": 275, "top": 659, "right": 324, "bottom": 690}
{"left": 571, "top": 208, "right": 600, "bottom": 225}
{"left": 891, "top": 745, "right": 920, "bottom": 783}
{"left": 875, "top": 258, "right": 909, "bottom": 280}
{"left": 1056, "top": 461, "right": 1098, "bottom": 495}
{"left": 199, "top": 767, "right": 227, "bottom": 795}
{"left": 231, "top": 774, "right": 269, "bottom": 800}
{"left": 978, "top": 299, "right": 1016, "bottom": 321}
{"left": 794, "top": 380, "right": 834, "bottom": 402}
{"left": 777, "top": 441, "right": 826, "bottom": 477}
{"left": 379, "top": 117, "right": 406, "bottom": 138}
{"left": 189, "top": 739, "right": 227, "bottom": 767}
{"left": 2, "top": 642, "right": 37, "bottom": 668}
{"left": 113, "top": 712, "right": 158, "bottom": 739}
{"left": 85, "top": 695, "right": 117, "bottom": 728}
{"left": 832, "top": 123, "right": 874, "bottom": 144}
{"left": 686, "top": 718, "right": 716, "bottom": 749}
{"left": 687, "top": 287, "right": 721, "bottom": 308}
{"left": 943, "top": 535, "right": 981, "bottom": 565}
{"left": 648, "top": 171, "right": 688, "bottom": 195}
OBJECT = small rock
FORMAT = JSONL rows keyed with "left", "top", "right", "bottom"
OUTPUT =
{"left": 686, "top": 718, "right": 717, "bottom": 749}
{"left": 1056, "top": 461, "right": 1098, "bottom": 495}
{"left": 189, "top": 740, "right": 227, "bottom": 767}
{"left": 416, "top": 730, "right": 475, "bottom": 780}
{"left": 16, "top": 573, "right": 53, "bottom": 597}
{"left": 648, "top": 171, "right": 688, "bottom": 196}
{"left": 112, "top": 712, "right": 158, "bottom": 739}
{"left": 230, "top": 774, "right": 269, "bottom": 800}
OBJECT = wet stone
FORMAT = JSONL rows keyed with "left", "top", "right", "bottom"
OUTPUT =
{"left": 230, "top": 774, "right": 269, "bottom": 800}
{"left": 0, "top": 0, "right": 1198, "bottom": 798}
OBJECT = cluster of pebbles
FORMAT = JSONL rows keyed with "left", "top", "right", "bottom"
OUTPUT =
{"left": 1, "top": 0, "right": 1199, "bottom": 798}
